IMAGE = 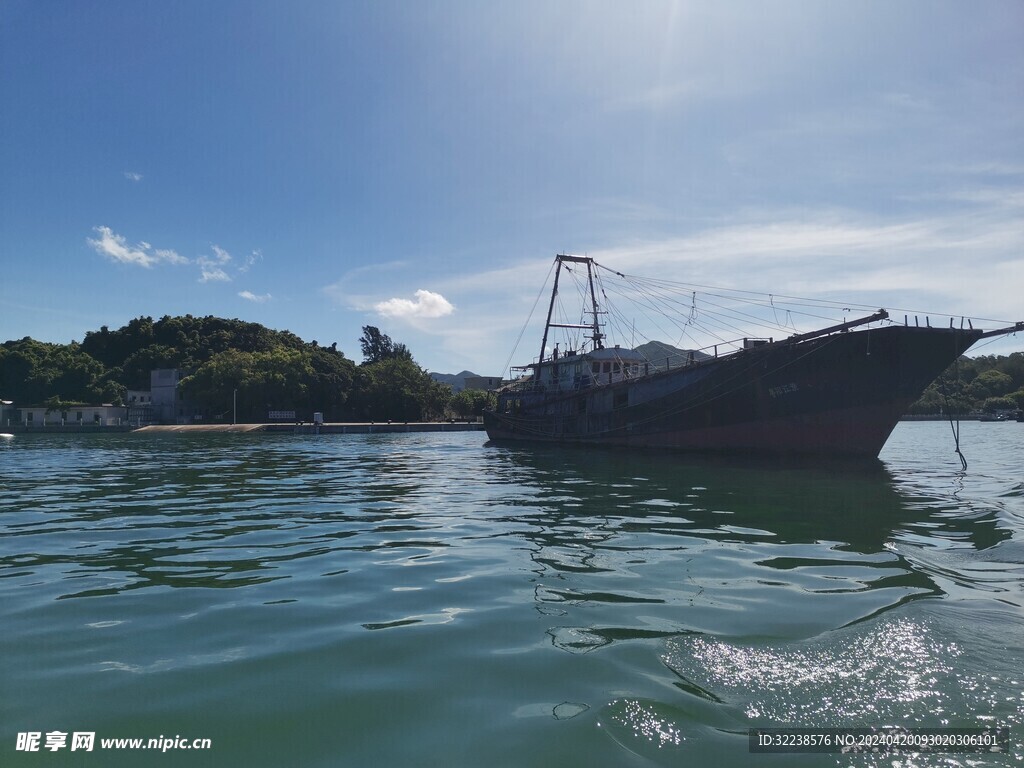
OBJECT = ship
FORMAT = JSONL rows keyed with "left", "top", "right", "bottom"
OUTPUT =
{"left": 484, "top": 254, "right": 1022, "bottom": 458}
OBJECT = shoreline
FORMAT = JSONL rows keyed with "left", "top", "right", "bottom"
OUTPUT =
{"left": 5, "top": 416, "right": 1015, "bottom": 436}
{"left": 2, "top": 422, "right": 485, "bottom": 435}
{"left": 138, "top": 422, "right": 485, "bottom": 434}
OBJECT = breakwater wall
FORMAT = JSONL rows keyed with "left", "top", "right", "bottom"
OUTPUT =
{"left": 2, "top": 424, "right": 135, "bottom": 434}
{"left": 134, "top": 422, "right": 485, "bottom": 435}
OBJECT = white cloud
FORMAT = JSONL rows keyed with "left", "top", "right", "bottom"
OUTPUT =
{"left": 239, "top": 249, "right": 262, "bottom": 273}
{"left": 238, "top": 290, "right": 271, "bottom": 303}
{"left": 199, "top": 266, "right": 231, "bottom": 283}
{"left": 411, "top": 188, "right": 1024, "bottom": 375}
{"left": 154, "top": 248, "right": 189, "bottom": 265}
{"left": 123, "top": 171, "right": 143, "bottom": 182}
{"left": 197, "top": 245, "right": 233, "bottom": 282}
{"left": 88, "top": 228, "right": 263, "bottom": 288}
{"left": 87, "top": 226, "right": 186, "bottom": 268}
{"left": 580, "top": 199, "right": 1024, "bottom": 329}
{"left": 375, "top": 289, "right": 455, "bottom": 319}
{"left": 209, "top": 245, "right": 232, "bottom": 264}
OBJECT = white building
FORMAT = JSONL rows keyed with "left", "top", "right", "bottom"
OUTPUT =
{"left": 19, "top": 404, "right": 127, "bottom": 426}
{"left": 463, "top": 376, "right": 503, "bottom": 392}
{"left": 127, "top": 389, "right": 152, "bottom": 405}
{"left": 126, "top": 389, "right": 155, "bottom": 425}
{"left": 1, "top": 399, "right": 15, "bottom": 428}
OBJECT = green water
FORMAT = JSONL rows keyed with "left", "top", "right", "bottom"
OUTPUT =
{"left": 1, "top": 423, "right": 1021, "bottom": 766}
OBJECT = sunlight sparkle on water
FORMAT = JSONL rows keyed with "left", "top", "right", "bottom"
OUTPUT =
{"left": 664, "top": 618, "right": 961, "bottom": 723}
{"left": 604, "top": 699, "right": 683, "bottom": 748}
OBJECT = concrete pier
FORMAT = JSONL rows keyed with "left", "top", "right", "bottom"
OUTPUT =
{"left": 2, "top": 424, "right": 135, "bottom": 434}
{"left": 134, "top": 422, "right": 484, "bottom": 434}
{"left": 134, "top": 424, "right": 266, "bottom": 433}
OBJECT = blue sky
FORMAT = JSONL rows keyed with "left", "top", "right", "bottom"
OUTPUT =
{"left": 2, "top": 1, "right": 1022, "bottom": 375}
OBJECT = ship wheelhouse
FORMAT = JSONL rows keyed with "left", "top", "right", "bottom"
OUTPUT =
{"left": 495, "top": 345, "right": 651, "bottom": 416}
{"left": 534, "top": 346, "right": 650, "bottom": 391}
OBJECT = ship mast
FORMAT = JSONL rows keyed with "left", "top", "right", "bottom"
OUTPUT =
{"left": 538, "top": 254, "right": 604, "bottom": 366}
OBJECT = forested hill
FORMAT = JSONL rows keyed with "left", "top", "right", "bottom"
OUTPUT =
{"left": 0, "top": 315, "right": 491, "bottom": 422}
{"left": 909, "top": 352, "right": 1024, "bottom": 415}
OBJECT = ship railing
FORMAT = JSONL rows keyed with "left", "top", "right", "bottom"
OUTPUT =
{"left": 505, "top": 321, "right": 898, "bottom": 394}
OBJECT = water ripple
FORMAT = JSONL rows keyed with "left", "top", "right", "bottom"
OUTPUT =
{"left": 1, "top": 426, "right": 1022, "bottom": 766}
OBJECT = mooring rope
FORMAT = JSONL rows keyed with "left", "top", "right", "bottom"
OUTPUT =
{"left": 940, "top": 356, "right": 968, "bottom": 471}
{"left": 947, "top": 416, "right": 967, "bottom": 472}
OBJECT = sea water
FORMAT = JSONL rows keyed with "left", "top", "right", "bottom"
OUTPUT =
{"left": 1, "top": 422, "right": 1021, "bottom": 766}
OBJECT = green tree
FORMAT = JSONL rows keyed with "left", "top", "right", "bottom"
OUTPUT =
{"left": 43, "top": 395, "right": 74, "bottom": 414}
{"left": 0, "top": 338, "right": 115, "bottom": 404}
{"left": 180, "top": 348, "right": 310, "bottom": 422}
{"left": 180, "top": 346, "right": 357, "bottom": 422}
{"left": 982, "top": 396, "right": 1017, "bottom": 413}
{"left": 121, "top": 344, "right": 182, "bottom": 390}
{"left": 968, "top": 370, "right": 1013, "bottom": 400}
{"left": 178, "top": 349, "right": 252, "bottom": 420}
{"left": 350, "top": 357, "right": 451, "bottom": 421}
{"left": 359, "top": 326, "right": 412, "bottom": 364}
{"left": 1000, "top": 352, "right": 1024, "bottom": 389}
{"left": 0, "top": 339, "right": 46, "bottom": 403}
{"left": 449, "top": 389, "right": 496, "bottom": 419}
{"left": 306, "top": 346, "right": 356, "bottom": 420}
{"left": 3, "top": 315, "right": 462, "bottom": 423}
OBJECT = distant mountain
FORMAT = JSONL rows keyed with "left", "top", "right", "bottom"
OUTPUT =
{"left": 430, "top": 370, "right": 479, "bottom": 392}
{"left": 632, "top": 341, "right": 712, "bottom": 370}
